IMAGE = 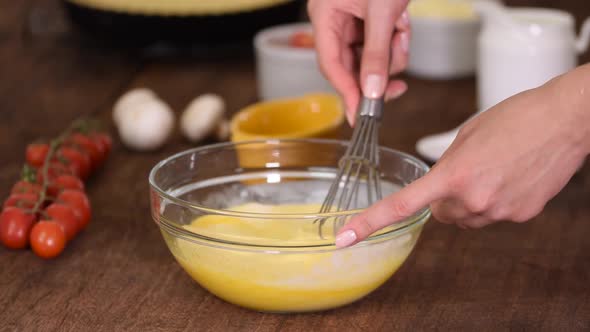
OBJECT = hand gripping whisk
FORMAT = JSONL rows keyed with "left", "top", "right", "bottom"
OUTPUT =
{"left": 316, "top": 96, "right": 384, "bottom": 238}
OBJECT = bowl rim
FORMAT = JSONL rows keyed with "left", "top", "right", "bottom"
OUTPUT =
{"left": 409, "top": 15, "right": 480, "bottom": 24}
{"left": 149, "top": 138, "right": 431, "bottom": 248}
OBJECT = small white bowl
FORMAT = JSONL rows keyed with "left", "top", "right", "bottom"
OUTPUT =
{"left": 407, "top": 13, "right": 481, "bottom": 79}
{"left": 254, "top": 22, "right": 335, "bottom": 100}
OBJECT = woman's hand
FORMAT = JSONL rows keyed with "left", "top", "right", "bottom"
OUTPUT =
{"left": 307, "top": 0, "right": 410, "bottom": 125}
{"left": 334, "top": 65, "right": 590, "bottom": 248}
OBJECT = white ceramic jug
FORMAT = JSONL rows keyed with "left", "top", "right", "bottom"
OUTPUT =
{"left": 476, "top": 5, "right": 590, "bottom": 111}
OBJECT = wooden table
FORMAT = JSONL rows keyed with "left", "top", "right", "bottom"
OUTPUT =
{"left": 2, "top": 1, "right": 590, "bottom": 331}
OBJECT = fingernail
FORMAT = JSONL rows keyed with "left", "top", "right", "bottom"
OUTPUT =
{"left": 345, "top": 99, "right": 356, "bottom": 126}
{"left": 363, "top": 74, "right": 384, "bottom": 98}
{"left": 385, "top": 85, "right": 408, "bottom": 101}
{"left": 335, "top": 230, "right": 357, "bottom": 248}
{"left": 400, "top": 10, "right": 410, "bottom": 27}
{"left": 346, "top": 112, "right": 355, "bottom": 127}
{"left": 400, "top": 32, "right": 409, "bottom": 54}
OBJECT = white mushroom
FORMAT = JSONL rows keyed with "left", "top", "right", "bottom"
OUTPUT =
{"left": 116, "top": 98, "right": 175, "bottom": 151}
{"left": 180, "top": 93, "right": 226, "bottom": 143}
{"left": 112, "top": 88, "right": 157, "bottom": 126}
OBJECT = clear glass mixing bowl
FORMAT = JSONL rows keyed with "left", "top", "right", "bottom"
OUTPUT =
{"left": 149, "top": 139, "right": 431, "bottom": 313}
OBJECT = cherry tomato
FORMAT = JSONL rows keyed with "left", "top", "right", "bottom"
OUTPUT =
{"left": 288, "top": 31, "right": 314, "bottom": 48}
{"left": 56, "top": 147, "right": 91, "bottom": 179}
{"left": 45, "top": 203, "right": 79, "bottom": 241}
{"left": 66, "top": 133, "right": 102, "bottom": 169}
{"left": 47, "top": 174, "right": 84, "bottom": 197}
{"left": 0, "top": 207, "right": 36, "bottom": 249}
{"left": 91, "top": 132, "right": 112, "bottom": 157}
{"left": 3, "top": 193, "right": 38, "bottom": 209}
{"left": 30, "top": 220, "right": 66, "bottom": 259}
{"left": 57, "top": 190, "right": 91, "bottom": 230}
{"left": 87, "top": 135, "right": 107, "bottom": 166}
{"left": 36, "top": 161, "right": 79, "bottom": 183}
{"left": 11, "top": 181, "right": 42, "bottom": 195}
{"left": 26, "top": 143, "right": 49, "bottom": 168}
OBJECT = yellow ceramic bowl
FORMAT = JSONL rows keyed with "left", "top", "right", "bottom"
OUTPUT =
{"left": 231, "top": 93, "right": 344, "bottom": 141}
{"left": 230, "top": 93, "right": 344, "bottom": 169}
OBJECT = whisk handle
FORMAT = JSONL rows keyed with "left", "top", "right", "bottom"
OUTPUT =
{"left": 358, "top": 97, "right": 384, "bottom": 119}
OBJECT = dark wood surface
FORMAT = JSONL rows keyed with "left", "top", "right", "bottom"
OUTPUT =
{"left": 2, "top": 1, "right": 590, "bottom": 331}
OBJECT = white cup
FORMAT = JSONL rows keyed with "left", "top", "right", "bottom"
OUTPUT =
{"left": 477, "top": 7, "right": 590, "bottom": 111}
{"left": 407, "top": 0, "right": 482, "bottom": 79}
{"left": 408, "top": 16, "right": 480, "bottom": 79}
{"left": 254, "top": 23, "right": 335, "bottom": 101}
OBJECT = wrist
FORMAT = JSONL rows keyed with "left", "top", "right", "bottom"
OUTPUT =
{"left": 547, "top": 64, "right": 590, "bottom": 157}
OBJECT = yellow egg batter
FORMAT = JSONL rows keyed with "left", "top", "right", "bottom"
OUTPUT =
{"left": 163, "top": 203, "right": 418, "bottom": 312}
{"left": 409, "top": 0, "right": 476, "bottom": 20}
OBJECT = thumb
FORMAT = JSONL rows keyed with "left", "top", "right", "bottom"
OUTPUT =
{"left": 335, "top": 168, "right": 447, "bottom": 248}
{"left": 360, "top": 0, "right": 408, "bottom": 98}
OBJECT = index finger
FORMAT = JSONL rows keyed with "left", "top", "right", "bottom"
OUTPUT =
{"left": 334, "top": 167, "right": 449, "bottom": 248}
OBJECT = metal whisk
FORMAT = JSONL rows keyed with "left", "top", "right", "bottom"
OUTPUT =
{"left": 316, "top": 96, "right": 384, "bottom": 238}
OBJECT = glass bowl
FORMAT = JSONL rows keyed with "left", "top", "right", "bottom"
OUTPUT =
{"left": 149, "top": 139, "right": 430, "bottom": 313}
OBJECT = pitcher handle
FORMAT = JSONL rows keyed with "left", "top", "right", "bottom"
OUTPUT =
{"left": 576, "top": 17, "right": 590, "bottom": 54}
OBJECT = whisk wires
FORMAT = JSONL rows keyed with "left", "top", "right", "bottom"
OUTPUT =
{"left": 316, "top": 97, "right": 384, "bottom": 238}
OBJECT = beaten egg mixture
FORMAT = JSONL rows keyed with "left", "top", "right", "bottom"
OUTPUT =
{"left": 164, "top": 203, "right": 415, "bottom": 312}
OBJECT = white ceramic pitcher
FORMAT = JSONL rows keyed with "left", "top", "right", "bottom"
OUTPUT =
{"left": 476, "top": 5, "right": 590, "bottom": 111}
